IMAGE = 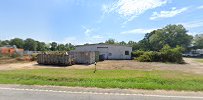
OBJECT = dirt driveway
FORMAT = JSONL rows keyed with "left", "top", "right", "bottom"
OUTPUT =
{"left": 0, "top": 58, "right": 203, "bottom": 74}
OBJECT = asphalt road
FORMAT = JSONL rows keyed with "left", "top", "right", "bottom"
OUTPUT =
{"left": 0, "top": 85, "right": 203, "bottom": 100}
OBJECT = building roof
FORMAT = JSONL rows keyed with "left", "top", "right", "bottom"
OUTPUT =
{"left": 75, "top": 43, "right": 132, "bottom": 48}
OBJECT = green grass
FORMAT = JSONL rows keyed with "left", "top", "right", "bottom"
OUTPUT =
{"left": 0, "top": 69, "right": 203, "bottom": 91}
{"left": 194, "top": 59, "right": 203, "bottom": 63}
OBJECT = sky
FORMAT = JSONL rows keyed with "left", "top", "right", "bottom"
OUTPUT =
{"left": 0, "top": 0, "right": 203, "bottom": 45}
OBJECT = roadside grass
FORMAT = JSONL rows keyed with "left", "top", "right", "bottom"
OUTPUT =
{"left": 194, "top": 59, "right": 203, "bottom": 63}
{"left": 0, "top": 69, "right": 203, "bottom": 91}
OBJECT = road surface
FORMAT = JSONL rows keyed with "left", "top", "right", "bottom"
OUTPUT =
{"left": 0, "top": 85, "right": 203, "bottom": 100}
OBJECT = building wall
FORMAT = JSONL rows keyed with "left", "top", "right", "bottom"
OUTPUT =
{"left": 0, "top": 47, "right": 24, "bottom": 55}
{"left": 74, "top": 44, "right": 132, "bottom": 60}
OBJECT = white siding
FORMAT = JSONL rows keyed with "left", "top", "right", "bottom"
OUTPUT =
{"left": 74, "top": 44, "right": 132, "bottom": 60}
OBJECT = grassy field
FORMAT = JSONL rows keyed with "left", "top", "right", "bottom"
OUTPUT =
{"left": 0, "top": 69, "right": 203, "bottom": 91}
{"left": 194, "top": 59, "right": 203, "bottom": 63}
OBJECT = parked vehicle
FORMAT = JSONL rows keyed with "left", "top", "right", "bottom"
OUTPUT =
{"left": 182, "top": 50, "right": 202, "bottom": 57}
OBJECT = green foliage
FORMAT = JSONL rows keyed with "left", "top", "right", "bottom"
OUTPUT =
{"left": 0, "top": 38, "right": 75, "bottom": 51}
{"left": 105, "top": 38, "right": 116, "bottom": 44}
{"left": 36, "top": 41, "right": 47, "bottom": 51}
{"left": 24, "top": 38, "right": 38, "bottom": 51}
{"left": 193, "top": 34, "right": 203, "bottom": 49}
{"left": 137, "top": 39, "right": 151, "bottom": 51}
{"left": 119, "top": 41, "right": 127, "bottom": 45}
{"left": 160, "top": 45, "right": 184, "bottom": 63}
{"left": 57, "top": 44, "right": 66, "bottom": 51}
{"left": 50, "top": 42, "right": 57, "bottom": 51}
{"left": 136, "top": 52, "right": 153, "bottom": 62}
{"left": 9, "top": 38, "right": 24, "bottom": 48}
{"left": 136, "top": 45, "right": 184, "bottom": 63}
{"left": 0, "top": 69, "right": 203, "bottom": 91}
{"left": 65, "top": 43, "right": 75, "bottom": 51}
{"left": 128, "top": 41, "right": 139, "bottom": 51}
{"left": 131, "top": 50, "right": 145, "bottom": 58}
{"left": 138, "top": 24, "right": 193, "bottom": 51}
{"left": 1, "top": 40, "right": 10, "bottom": 46}
{"left": 0, "top": 40, "right": 2, "bottom": 47}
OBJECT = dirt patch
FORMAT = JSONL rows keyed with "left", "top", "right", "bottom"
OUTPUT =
{"left": 94, "top": 58, "right": 203, "bottom": 74}
{"left": 0, "top": 58, "right": 203, "bottom": 74}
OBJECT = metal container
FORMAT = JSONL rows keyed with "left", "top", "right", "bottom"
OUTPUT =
{"left": 37, "top": 52, "right": 73, "bottom": 66}
{"left": 69, "top": 51, "right": 96, "bottom": 64}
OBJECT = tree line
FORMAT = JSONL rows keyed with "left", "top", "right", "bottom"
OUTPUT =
{"left": 0, "top": 24, "right": 203, "bottom": 52}
{"left": 0, "top": 38, "right": 75, "bottom": 51}
{"left": 105, "top": 24, "right": 203, "bottom": 52}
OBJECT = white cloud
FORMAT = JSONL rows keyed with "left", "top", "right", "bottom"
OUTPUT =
{"left": 150, "top": 7, "right": 188, "bottom": 20}
{"left": 121, "top": 28, "right": 156, "bottom": 34}
{"left": 178, "top": 20, "right": 203, "bottom": 29}
{"left": 197, "top": 5, "right": 203, "bottom": 9}
{"left": 103, "top": 0, "right": 168, "bottom": 22}
{"left": 82, "top": 25, "right": 94, "bottom": 36}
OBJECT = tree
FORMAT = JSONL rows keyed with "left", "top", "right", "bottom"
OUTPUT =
{"left": 36, "top": 41, "right": 47, "bottom": 51}
{"left": 1, "top": 40, "right": 10, "bottom": 46}
{"left": 137, "top": 39, "right": 151, "bottom": 51}
{"left": 65, "top": 43, "right": 75, "bottom": 51}
{"left": 193, "top": 34, "right": 203, "bottom": 49}
{"left": 127, "top": 41, "right": 139, "bottom": 51}
{"left": 9, "top": 38, "right": 24, "bottom": 48}
{"left": 138, "top": 24, "right": 193, "bottom": 51}
{"left": 119, "top": 41, "right": 127, "bottom": 45}
{"left": 50, "top": 42, "right": 57, "bottom": 51}
{"left": 57, "top": 44, "right": 65, "bottom": 51}
{"left": 0, "top": 40, "right": 2, "bottom": 47}
{"left": 105, "top": 39, "right": 116, "bottom": 44}
{"left": 24, "top": 38, "right": 38, "bottom": 51}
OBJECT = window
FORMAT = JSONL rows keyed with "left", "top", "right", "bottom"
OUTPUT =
{"left": 125, "top": 51, "right": 129, "bottom": 55}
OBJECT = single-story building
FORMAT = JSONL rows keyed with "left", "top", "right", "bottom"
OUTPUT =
{"left": 74, "top": 44, "right": 132, "bottom": 60}
{"left": 0, "top": 45, "right": 24, "bottom": 56}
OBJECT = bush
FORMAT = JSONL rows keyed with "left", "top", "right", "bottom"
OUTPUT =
{"left": 131, "top": 50, "right": 145, "bottom": 58}
{"left": 160, "top": 45, "right": 184, "bottom": 63}
{"left": 136, "top": 51, "right": 153, "bottom": 62}
{"left": 136, "top": 45, "right": 184, "bottom": 64}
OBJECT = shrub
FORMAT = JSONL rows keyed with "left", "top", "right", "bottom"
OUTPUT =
{"left": 135, "top": 45, "right": 184, "bottom": 64}
{"left": 160, "top": 45, "right": 184, "bottom": 63}
{"left": 131, "top": 50, "right": 145, "bottom": 58}
{"left": 136, "top": 51, "right": 153, "bottom": 62}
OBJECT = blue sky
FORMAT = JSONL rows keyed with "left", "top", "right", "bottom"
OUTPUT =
{"left": 0, "top": 0, "right": 203, "bottom": 44}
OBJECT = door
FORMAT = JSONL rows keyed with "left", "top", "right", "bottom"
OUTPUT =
{"left": 97, "top": 47, "right": 108, "bottom": 59}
